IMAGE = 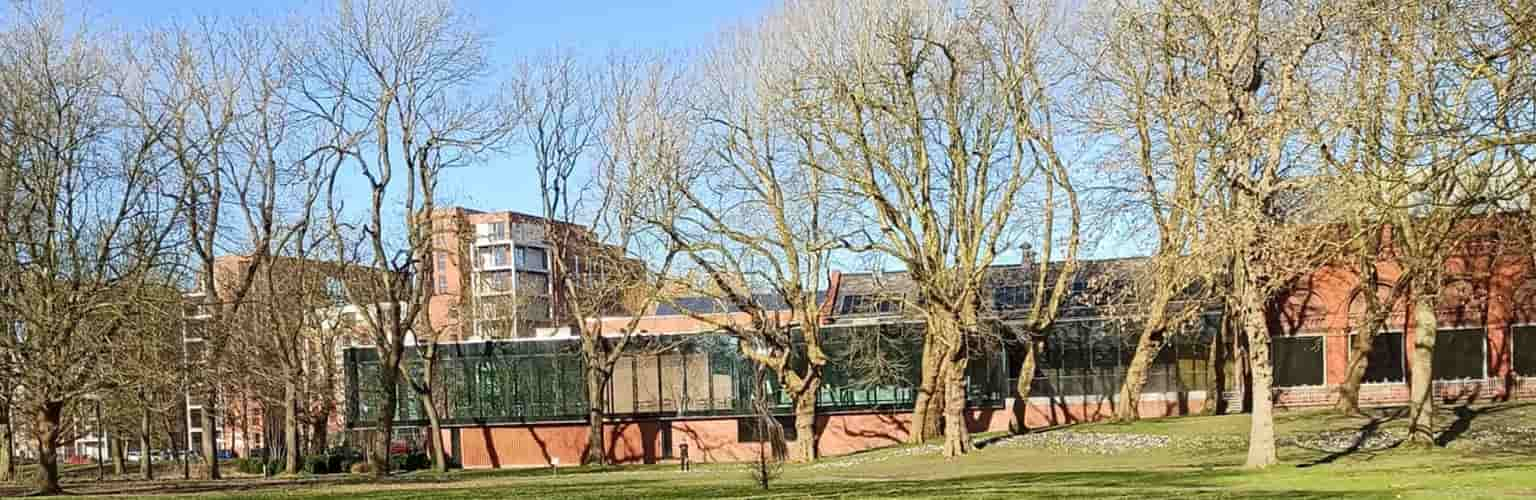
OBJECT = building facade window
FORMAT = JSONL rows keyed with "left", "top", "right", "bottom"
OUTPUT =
{"left": 1347, "top": 332, "right": 1406, "bottom": 383}
{"left": 1512, "top": 325, "right": 1536, "bottom": 376}
{"left": 481, "top": 271, "right": 512, "bottom": 293}
{"left": 839, "top": 294, "right": 899, "bottom": 315}
{"left": 515, "top": 245, "right": 547, "bottom": 271}
{"left": 1432, "top": 328, "right": 1486, "bottom": 381}
{"left": 737, "top": 416, "right": 797, "bottom": 443}
{"left": 992, "top": 286, "right": 1029, "bottom": 311}
{"left": 1271, "top": 336, "right": 1325, "bottom": 387}
{"left": 522, "top": 296, "right": 551, "bottom": 322}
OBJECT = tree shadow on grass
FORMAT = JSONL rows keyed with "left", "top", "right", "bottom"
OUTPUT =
{"left": 1289, "top": 407, "right": 1409, "bottom": 468}
{"left": 324, "top": 469, "right": 1379, "bottom": 500}
{"left": 1434, "top": 402, "right": 1535, "bottom": 447}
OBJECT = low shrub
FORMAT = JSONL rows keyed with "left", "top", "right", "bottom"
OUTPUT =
{"left": 232, "top": 458, "right": 264, "bottom": 475}
{"left": 389, "top": 452, "right": 430, "bottom": 472}
{"left": 302, "top": 454, "right": 330, "bottom": 474}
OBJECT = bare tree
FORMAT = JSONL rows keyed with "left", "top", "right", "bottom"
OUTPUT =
{"left": 514, "top": 49, "right": 685, "bottom": 466}
{"left": 642, "top": 21, "right": 849, "bottom": 461}
{"left": 1318, "top": 0, "right": 1535, "bottom": 443}
{"left": 738, "top": 0, "right": 1084, "bottom": 457}
{"left": 0, "top": 1, "right": 179, "bottom": 492}
{"left": 1083, "top": 0, "right": 1337, "bottom": 468}
{"left": 298, "top": 0, "right": 514, "bottom": 476}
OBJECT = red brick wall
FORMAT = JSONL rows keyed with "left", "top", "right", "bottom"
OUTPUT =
{"left": 449, "top": 407, "right": 1019, "bottom": 469}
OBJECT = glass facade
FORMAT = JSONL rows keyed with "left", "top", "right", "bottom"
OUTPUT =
{"left": 1021, "top": 314, "right": 1216, "bottom": 398}
{"left": 344, "top": 324, "right": 1008, "bottom": 428}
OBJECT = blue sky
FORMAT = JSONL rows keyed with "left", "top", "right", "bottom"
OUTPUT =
{"left": 98, "top": 0, "right": 774, "bottom": 218}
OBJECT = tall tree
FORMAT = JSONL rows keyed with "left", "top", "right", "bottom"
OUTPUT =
{"left": 516, "top": 49, "right": 683, "bottom": 466}
{"left": 299, "top": 0, "right": 514, "bottom": 476}
{"left": 644, "top": 21, "right": 850, "bottom": 461}
{"left": 747, "top": 0, "right": 1083, "bottom": 456}
{"left": 0, "top": 1, "right": 179, "bottom": 492}
{"left": 1319, "top": 0, "right": 1535, "bottom": 444}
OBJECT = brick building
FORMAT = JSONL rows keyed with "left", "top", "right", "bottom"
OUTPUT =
{"left": 336, "top": 215, "right": 1536, "bottom": 469}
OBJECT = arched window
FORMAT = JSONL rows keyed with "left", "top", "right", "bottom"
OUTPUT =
{"left": 1344, "top": 284, "right": 1408, "bottom": 384}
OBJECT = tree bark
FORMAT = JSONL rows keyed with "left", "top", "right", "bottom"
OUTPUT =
{"left": 0, "top": 396, "right": 13, "bottom": 482}
{"left": 285, "top": 379, "right": 301, "bottom": 475}
{"left": 1406, "top": 294, "right": 1438, "bottom": 446}
{"left": 1009, "top": 337, "right": 1040, "bottom": 433}
{"left": 1236, "top": 325, "right": 1253, "bottom": 414}
{"left": 1337, "top": 330, "right": 1375, "bottom": 416}
{"left": 418, "top": 388, "right": 448, "bottom": 473}
{"left": 309, "top": 413, "right": 330, "bottom": 456}
{"left": 940, "top": 347, "right": 972, "bottom": 458}
{"left": 908, "top": 327, "right": 944, "bottom": 444}
{"left": 1115, "top": 321, "right": 1165, "bottom": 422}
{"left": 113, "top": 437, "right": 127, "bottom": 476}
{"left": 241, "top": 398, "right": 251, "bottom": 463}
{"left": 1240, "top": 282, "right": 1277, "bottom": 469}
{"left": 583, "top": 365, "right": 608, "bottom": 466}
{"left": 792, "top": 377, "right": 821, "bottom": 463}
{"left": 201, "top": 393, "right": 220, "bottom": 479}
{"left": 1201, "top": 314, "right": 1228, "bottom": 415}
{"left": 372, "top": 360, "right": 400, "bottom": 478}
{"left": 141, "top": 408, "right": 155, "bottom": 480}
{"left": 34, "top": 401, "right": 65, "bottom": 495}
{"left": 174, "top": 412, "right": 189, "bottom": 479}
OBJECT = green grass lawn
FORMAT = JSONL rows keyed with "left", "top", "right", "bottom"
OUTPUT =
{"left": 7, "top": 403, "right": 1536, "bottom": 499}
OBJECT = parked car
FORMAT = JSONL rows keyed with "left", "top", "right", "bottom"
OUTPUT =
{"left": 216, "top": 449, "right": 237, "bottom": 460}
{"left": 126, "top": 451, "right": 143, "bottom": 463}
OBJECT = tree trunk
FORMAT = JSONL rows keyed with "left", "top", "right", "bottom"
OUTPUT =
{"left": 241, "top": 398, "right": 251, "bottom": 463}
{"left": 1115, "top": 322, "right": 1165, "bottom": 422}
{"left": 792, "top": 377, "right": 821, "bottom": 463}
{"left": 0, "top": 397, "right": 13, "bottom": 482}
{"left": 310, "top": 413, "right": 330, "bottom": 456}
{"left": 1236, "top": 325, "right": 1253, "bottom": 414}
{"left": 1337, "top": 329, "right": 1376, "bottom": 416}
{"left": 940, "top": 348, "right": 972, "bottom": 458}
{"left": 1201, "top": 316, "right": 1228, "bottom": 415}
{"left": 285, "top": 380, "right": 301, "bottom": 475}
{"left": 1406, "top": 294, "right": 1437, "bottom": 446}
{"left": 583, "top": 365, "right": 608, "bottom": 466}
{"left": 202, "top": 393, "right": 220, "bottom": 479}
{"left": 418, "top": 389, "right": 448, "bottom": 473}
{"left": 113, "top": 437, "right": 127, "bottom": 476}
{"left": 1009, "top": 337, "right": 1040, "bottom": 433}
{"left": 1240, "top": 282, "right": 1277, "bottom": 469}
{"left": 34, "top": 401, "right": 65, "bottom": 495}
{"left": 908, "top": 327, "right": 944, "bottom": 444}
{"left": 372, "top": 363, "right": 399, "bottom": 478}
{"left": 174, "top": 413, "right": 189, "bottom": 479}
{"left": 141, "top": 408, "right": 155, "bottom": 481}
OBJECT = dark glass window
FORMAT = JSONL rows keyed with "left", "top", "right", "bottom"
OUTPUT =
{"left": 838, "top": 294, "right": 898, "bottom": 315}
{"left": 1346, "top": 332, "right": 1405, "bottom": 383}
{"left": 1432, "top": 328, "right": 1485, "bottom": 381}
{"left": 1365, "top": 333, "right": 1405, "bottom": 383}
{"left": 993, "top": 286, "right": 1029, "bottom": 310}
{"left": 1513, "top": 326, "right": 1536, "bottom": 376}
{"left": 1272, "top": 336, "right": 1325, "bottom": 387}
{"left": 737, "top": 416, "right": 796, "bottom": 442}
